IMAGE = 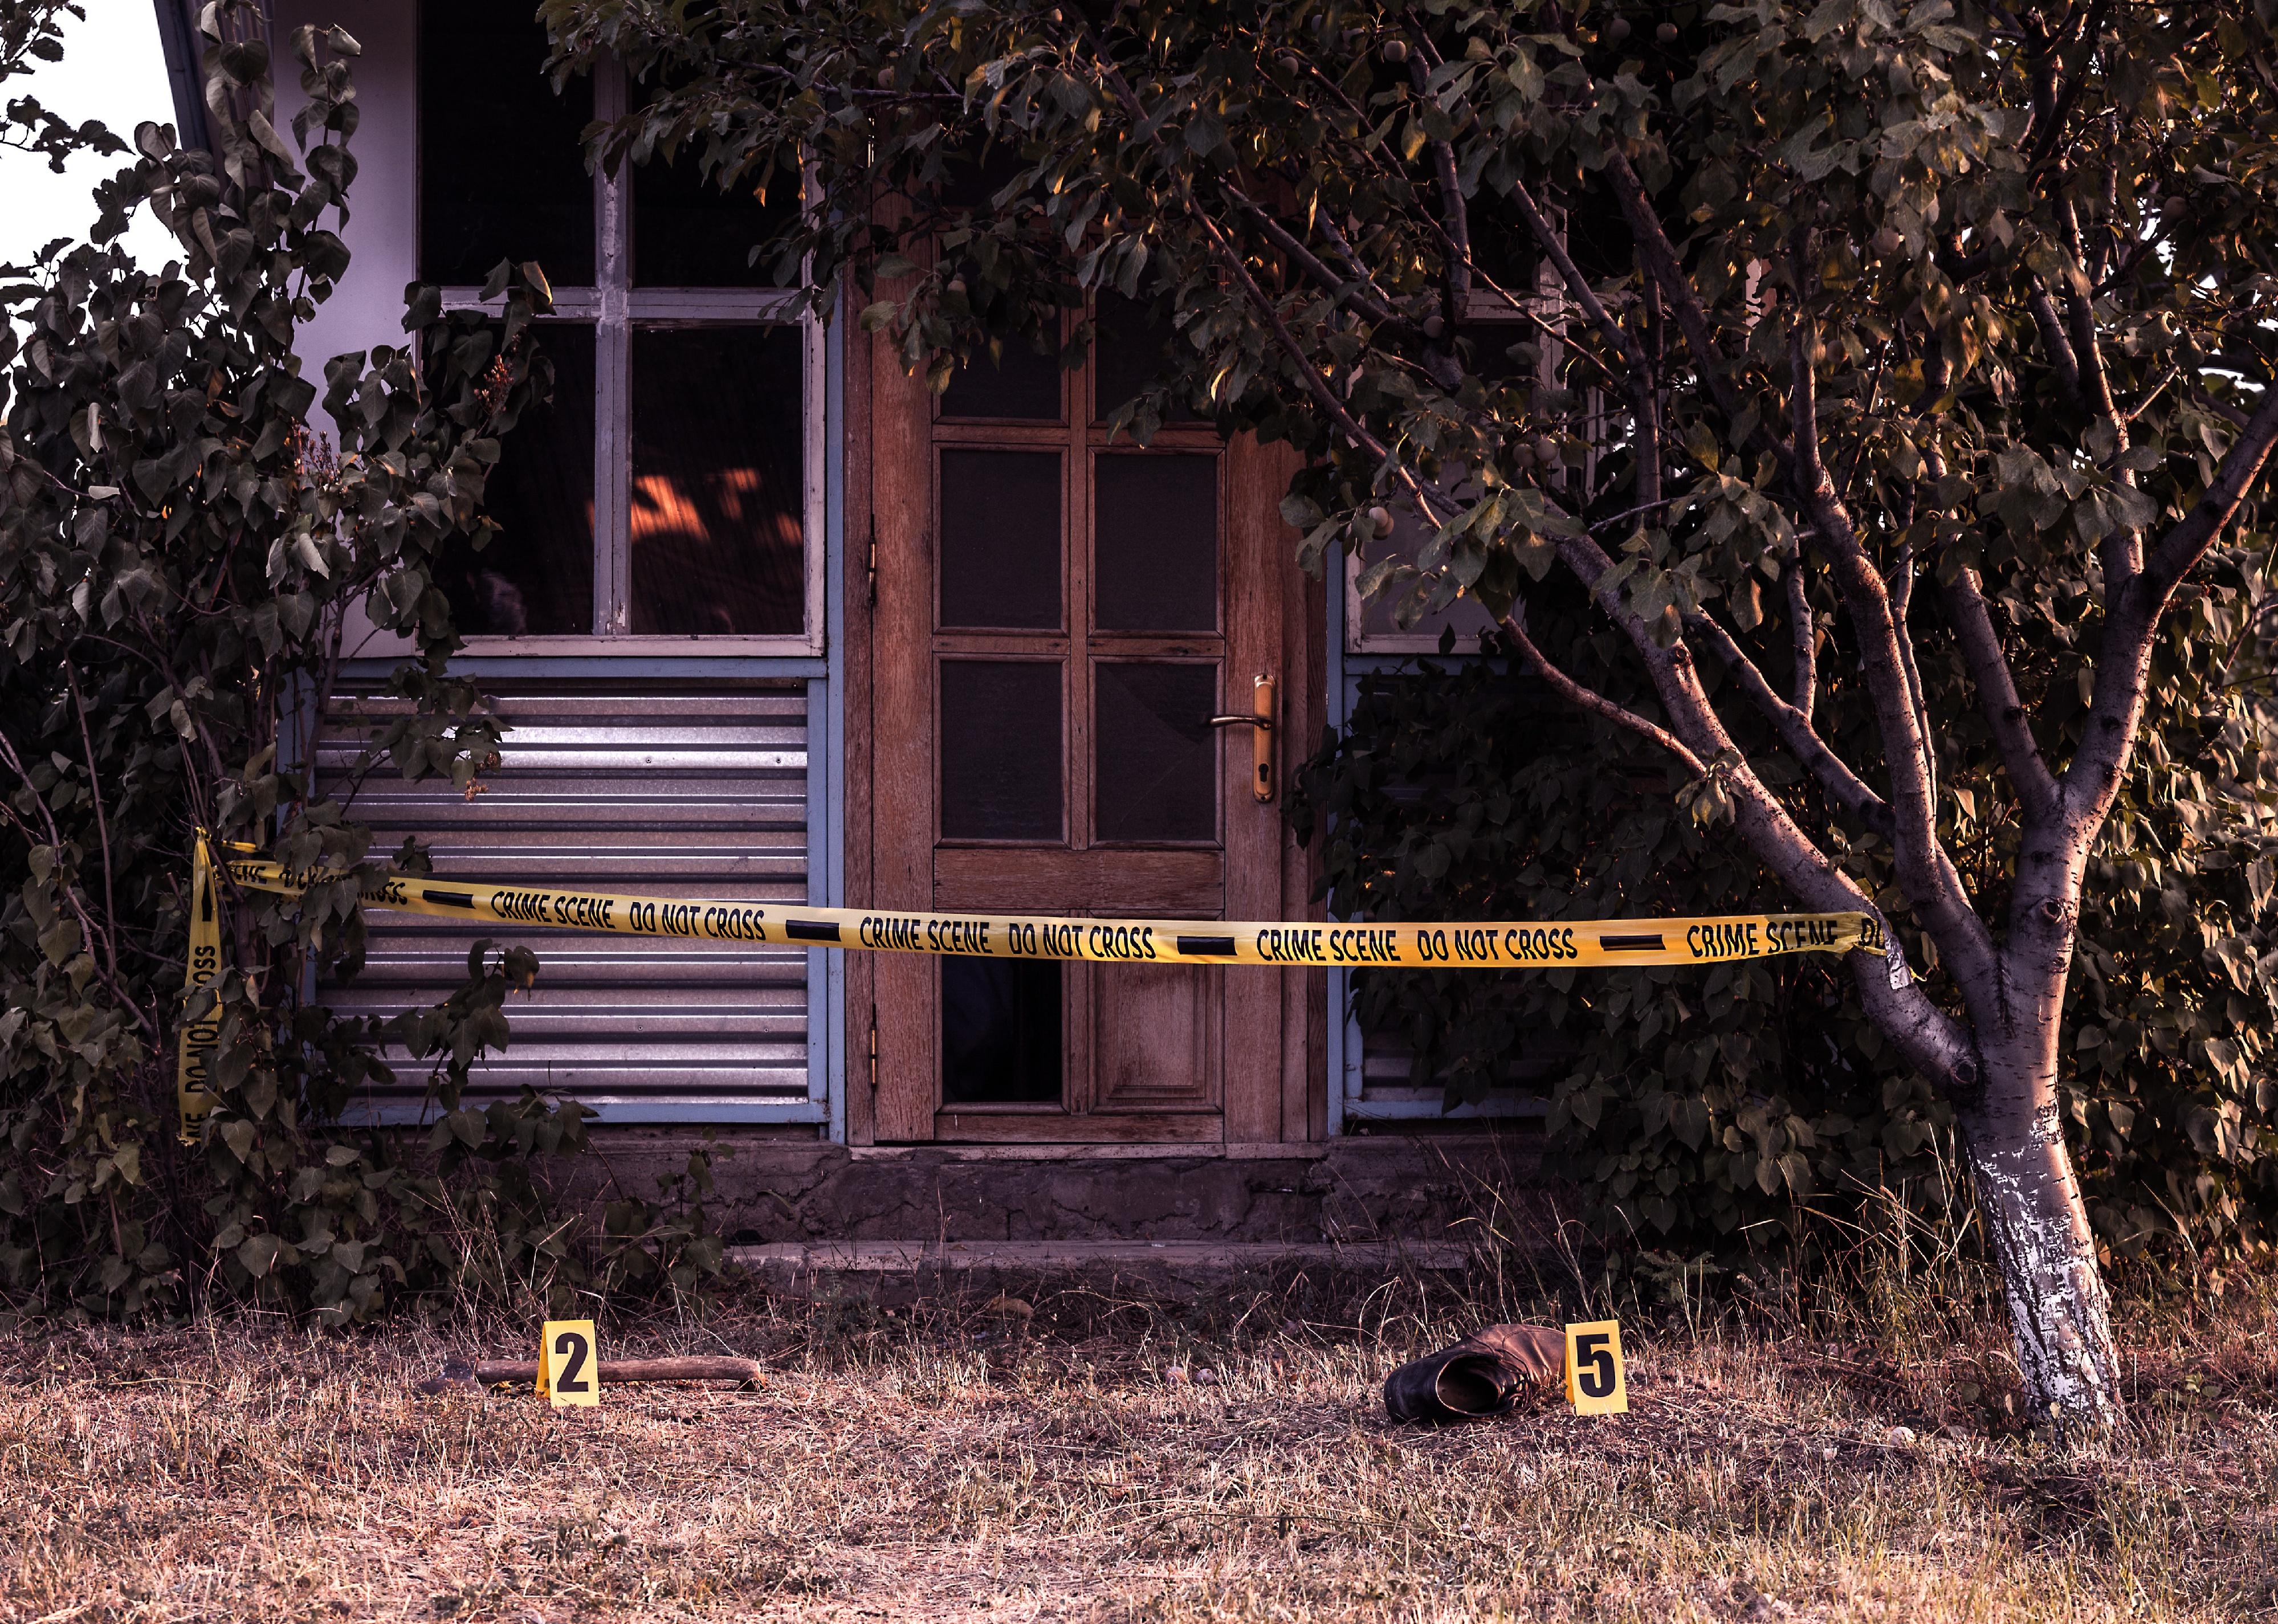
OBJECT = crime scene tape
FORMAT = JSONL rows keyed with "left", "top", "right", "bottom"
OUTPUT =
{"left": 177, "top": 835, "right": 1889, "bottom": 1136}
{"left": 175, "top": 835, "right": 225, "bottom": 1140}
{"left": 215, "top": 852, "right": 1886, "bottom": 969}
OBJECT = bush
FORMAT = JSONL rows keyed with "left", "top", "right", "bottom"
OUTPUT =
{"left": 0, "top": 3, "right": 718, "bottom": 1321}
{"left": 1292, "top": 633, "right": 2278, "bottom": 1286}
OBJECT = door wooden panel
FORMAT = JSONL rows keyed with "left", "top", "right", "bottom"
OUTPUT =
{"left": 1091, "top": 962, "right": 1221, "bottom": 1112}
{"left": 862, "top": 297, "right": 1317, "bottom": 1143}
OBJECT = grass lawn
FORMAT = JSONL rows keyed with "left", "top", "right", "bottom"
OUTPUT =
{"left": 2, "top": 1265, "right": 2272, "bottom": 1622}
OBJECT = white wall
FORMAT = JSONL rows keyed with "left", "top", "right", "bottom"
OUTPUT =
{"left": 273, "top": 0, "right": 417, "bottom": 440}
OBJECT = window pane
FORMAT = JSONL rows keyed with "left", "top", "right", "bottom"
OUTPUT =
{"left": 940, "top": 340, "right": 1061, "bottom": 421}
{"left": 417, "top": 3, "right": 594, "bottom": 287}
{"left": 1094, "top": 662, "right": 1216, "bottom": 843}
{"left": 633, "top": 151, "right": 800, "bottom": 288}
{"left": 942, "top": 958, "right": 1062, "bottom": 1104}
{"left": 941, "top": 661, "right": 1062, "bottom": 840}
{"left": 627, "top": 325, "right": 805, "bottom": 636}
{"left": 939, "top": 451, "right": 1061, "bottom": 630}
{"left": 1093, "top": 293, "right": 1195, "bottom": 423}
{"left": 1469, "top": 191, "right": 1538, "bottom": 292}
{"left": 1350, "top": 507, "right": 1501, "bottom": 651}
{"left": 1094, "top": 455, "right": 1217, "bottom": 633}
{"left": 438, "top": 323, "right": 596, "bottom": 636}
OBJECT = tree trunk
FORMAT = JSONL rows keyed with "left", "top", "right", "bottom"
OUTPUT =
{"left": 1957, "top": 1046, "right": 2122, "bottom": 1430}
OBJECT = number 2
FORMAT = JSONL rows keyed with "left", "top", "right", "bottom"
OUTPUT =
{"left": 553, "top": 1329, "right": 592, "bottom": 1394}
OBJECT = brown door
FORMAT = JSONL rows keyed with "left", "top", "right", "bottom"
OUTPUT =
{"left": 857, "top": 307, "right": 1321, "bottom": 1144}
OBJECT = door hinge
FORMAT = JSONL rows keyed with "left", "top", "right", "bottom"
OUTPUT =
{"left": 865, "top": 514, "right": 878, "bottom": 607}
{"left": 867, "top": 1006, "right": 878, "bottom": 1096}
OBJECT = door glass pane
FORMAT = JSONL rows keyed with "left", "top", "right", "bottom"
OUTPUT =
{"left": 627, "top": 325, "right": 805, "bottom": 636}
{"left": 940, "top": 341, "right": 1061, "bottom": 421}
{"left": 633, "top": 150, "right": 800, "bottom": 288}
{"left": 438, "top": 323, "right": 596, "bottom": 636}
{"left": 1094, "top": 662, "right": 1216, "bottom": 842}
{"left": 940, "top": 661, "right": 1063, "bottom": 840}
{"left": 417, "top": 3, "right": 594, "bottom": 286}
{"left": 1094, "top": 292, "right": 1195, "bottom": 423}
{"left": 939, "top": 451, "right": 1061, "bottom": 630}
{"left": 942, "top": 958, "right": 1062, "bottom": 1104}
{"left": 1094, "top": 454, "right": 1217, "bottom": 633}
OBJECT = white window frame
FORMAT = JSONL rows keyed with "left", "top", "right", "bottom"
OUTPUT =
{"left": 427, "top": 58, "right": 826, "bottom": 657}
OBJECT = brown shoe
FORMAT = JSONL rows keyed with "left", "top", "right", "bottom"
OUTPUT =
{"left": 1383, "top": 1324, "right": 1566, "bottom": 1423}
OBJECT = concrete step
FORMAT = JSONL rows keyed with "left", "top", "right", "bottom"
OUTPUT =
{"left": 729, "top": 1238, "right": 1472, "bottom": 1297}
{"left": 579, "top": 1131, "right": 1542, "bottom": 1247}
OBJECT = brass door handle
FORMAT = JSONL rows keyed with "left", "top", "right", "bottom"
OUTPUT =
{"left": 1206, "top": 677, "right": 1277, "bottom": 803}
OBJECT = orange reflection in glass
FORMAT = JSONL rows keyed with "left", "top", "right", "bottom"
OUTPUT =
{"left": 626, "top": 324, "right": 805, "bottom": 636}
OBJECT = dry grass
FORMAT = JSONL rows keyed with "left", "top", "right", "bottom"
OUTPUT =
{"left": 2, "top": 1262, "right": 2274, "bottom": 1624}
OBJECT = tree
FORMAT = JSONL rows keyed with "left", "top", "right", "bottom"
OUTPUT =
{"left": 550, "top": 0, "right": 2278, "bottom": 1423}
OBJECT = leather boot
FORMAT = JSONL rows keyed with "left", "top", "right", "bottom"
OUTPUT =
{"left": 1383, "top": 1324, "right": 1566, "bottom": 1423}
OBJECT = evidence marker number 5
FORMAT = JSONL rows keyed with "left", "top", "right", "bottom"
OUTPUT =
{"left": 1564, "top": 1320, "right": 1628, "bottom": 1415}
{"left": 540, "top": 1318, "right": 601, "bottom": 1409}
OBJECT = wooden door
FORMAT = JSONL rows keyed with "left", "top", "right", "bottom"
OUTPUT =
{"left": 858, "top": 309, "right": 1321, "bottom": 1144}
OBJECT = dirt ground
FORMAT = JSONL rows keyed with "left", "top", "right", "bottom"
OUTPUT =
{"left": 1, "top": 1268, "right": 2273, "bottom": 1623}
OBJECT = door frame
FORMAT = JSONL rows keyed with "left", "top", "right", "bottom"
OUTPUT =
{"left": 843, "top": 303, "right": 1329, "bottom": 1147}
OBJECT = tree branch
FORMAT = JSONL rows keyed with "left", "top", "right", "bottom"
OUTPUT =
{"left": 1784, "top": 556, "right": 1816, "bottom": 721}
{"left": 1503, "top": 175, "right": 1648, "bottom": 377}
{"left": 1215, "top": 178, "right": 1402, "bottom": 331}
{"left": 1401, "top": 32, "right": 1470, "bottom": 334}
{"left": 1499, "top": 613, "right": 1705, "bottom": 774}
{"left": 63, "top": 658, "right": 121, "bottom": 993}
{"left": 2024, "top": 0, "right": 2112, "bottom": 173}
{"left": 1602, "top": 149, "right": 1766, "bottom": 455}
{"left": 2134, "top": 384, "right": 2278, "bottom": 601}
{"left": 1941, "top": 567, "right": 2062, "bottom": 819}
{"left": 0, "top": 729, "right": 157, "bottom": 1039}
{"left": 1889, "top": 547, "right": 1937, "bottom": 802}
{"left": 1686, "top": 610, "right": 1894, "bottom": 836}
{"left": 1073, "top": 44, "right": 1456, "bottom": 527}
{"left": 2027, "top": 285, "right": 2083, "bottom": 405}
{"left": 1787, "top": 325, "right": 1999, "bottom": 985}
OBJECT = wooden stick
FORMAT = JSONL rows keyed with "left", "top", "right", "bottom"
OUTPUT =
{"left": 415, "top": 1355, "right": 766, "bottom": 1396}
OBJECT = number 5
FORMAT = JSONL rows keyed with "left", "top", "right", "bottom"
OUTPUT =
{"left": 1563, "top": 1320, "right": 1628, "bottom": 1415}
{"left": 1574, "top": 1333, "right": 1615, "bottom": 1398}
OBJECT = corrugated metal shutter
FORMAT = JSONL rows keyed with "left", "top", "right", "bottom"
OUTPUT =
{"left": 315, "top": 676, "right": 813, "bottom": 1117}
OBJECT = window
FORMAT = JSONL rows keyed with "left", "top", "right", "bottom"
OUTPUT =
{"left": 416, "top": 3, "right": 822, "bottom": 651}
{"left": 1342, "top": 202, "right": 1595, "bottom": 655}
{"left": 1342, "top": 508, "right": 1503, "bottom": 655}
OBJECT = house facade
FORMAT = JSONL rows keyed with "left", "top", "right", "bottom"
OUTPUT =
{"left": 152, "top": 1, "right": 1525, "bottom": 1246}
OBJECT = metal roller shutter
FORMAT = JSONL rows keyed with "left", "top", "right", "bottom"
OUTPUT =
{"left": 315, "top": 675, "right": 814, "bottom": 1119}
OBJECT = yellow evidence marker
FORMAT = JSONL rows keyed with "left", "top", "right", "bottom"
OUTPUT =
{"left": 540, "top": 1319, "right": 601, "bottom": 1408}
{"left": 1564, "top": 1320, "right": 1628, "bottom": 1415}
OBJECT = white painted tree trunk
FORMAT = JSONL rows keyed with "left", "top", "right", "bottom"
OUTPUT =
{"left": 1958, "top": 1052, "right": 2122, "bottom": 1429}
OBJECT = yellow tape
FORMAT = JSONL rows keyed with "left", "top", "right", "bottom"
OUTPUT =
{"left": 211, "top": 850, "right": 1886, "bottom": 971}
{"left": 174, "top": 834, "right": 223, "bottom": 1143}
